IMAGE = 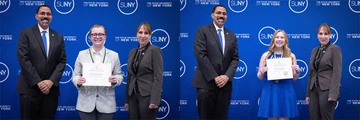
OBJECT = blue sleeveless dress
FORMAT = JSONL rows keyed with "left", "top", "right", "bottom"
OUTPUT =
{"left": 257, "top": 53, "right": 298, "bottom": 118}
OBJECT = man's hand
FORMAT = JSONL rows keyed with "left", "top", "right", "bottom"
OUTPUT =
{"left": 38, "top": 80, "right": 53, "bottom": 95}
{"left": 37, "top": 81, "right": 47, "bottom": 93}
{"left": 43, "top": 80, "right": 53, "bottom": 88}
{"left": 215, "top": 75, "right": 229, "bottom": 88}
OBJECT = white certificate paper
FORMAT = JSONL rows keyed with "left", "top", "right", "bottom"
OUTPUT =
{"left": 82, "top": 63, "right": 111, "bottom": 86}
{"left": 266, "top": 58, "right": 293, "bottom": 80}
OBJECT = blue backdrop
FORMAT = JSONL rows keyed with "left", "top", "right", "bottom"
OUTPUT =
{"left": 1, "top": 0, "right": 360, "bottom": 120}
{"left": 0, "top": 0, "right": 179, "bottom": 119}
{"left": 180, "top": 0, "right": 360, "bottom": 120}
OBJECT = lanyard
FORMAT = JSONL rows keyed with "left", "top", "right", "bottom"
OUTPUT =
{"left": 273, "top": 52, "right": 283, "bottom": 59}
{"left": 89, "top": 46, "right": 106, "bottom": 63}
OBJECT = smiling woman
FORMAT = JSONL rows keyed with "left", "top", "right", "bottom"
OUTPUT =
{"left": 306, "top": 23, "right": 343, "bottom": 120}
{"left": 72, "top": 24, "right": 123, "bottom": 120}
{"left": 124, "top": 22, "right": 164, "bottom": 120}
{"left": 257, "top": 29, "right": 300, "bottom": 120}
{"left": 89, "top": 25, "right": 107, "bottom": 49}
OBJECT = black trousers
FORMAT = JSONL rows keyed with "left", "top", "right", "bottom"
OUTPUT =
{"left": 309, "top": 85, "right": 337, "bottom": 120}
{"left": 19, "top": 94, "right": 58, "bottom": 120}
{"left": 196, "top": 88, "right": 231, "bottom": 120}
{"left": 128, "top": 93, "right": 158, "bottom": 120}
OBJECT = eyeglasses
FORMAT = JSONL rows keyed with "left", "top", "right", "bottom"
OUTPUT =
{"left": 91, "top": 33, "right": 106, "bottom": 37}
{"left": 38, "top": 12, "right": 52, "bottom": 16}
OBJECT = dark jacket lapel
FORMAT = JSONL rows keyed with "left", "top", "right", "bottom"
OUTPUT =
{"left": 136, "top": 43, "right": 152, "bottom": 76}
{"left": 127, "top": 49, "right": 136, "bottom": 75}
{"left": 224, "top": 28, "right": 231, "bottom": 57}
{"left": 208, "top": 23, "right": 223, "bottom": 55}
{"left": 48, "top": 29, "right": 56, "bottom": 61}
{"left": 32, "top": 25, "right": 47, "bottom": 58}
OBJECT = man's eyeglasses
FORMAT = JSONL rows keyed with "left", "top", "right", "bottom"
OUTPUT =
{"left": 38, "top": 12, "right": 52, "bottom": 16}
{"left": 91, "top": 33, "right": 106, "bottom": 37}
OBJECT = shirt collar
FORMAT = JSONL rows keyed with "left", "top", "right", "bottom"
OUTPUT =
{"left": 213, "top": 22, "right": 224, "bottom": 32}
{"left": 91, "top": 46, "right": 105, "bottom": 56}
{"left": 37, "top": 24, "right": 49, "bottom": 34}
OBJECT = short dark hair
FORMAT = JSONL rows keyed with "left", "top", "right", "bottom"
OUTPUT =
{"left": 212, "top": 5, "right": 226, "bottom": 13}
{"left": 36, "top": 4, "right": 52, "bottom": 14}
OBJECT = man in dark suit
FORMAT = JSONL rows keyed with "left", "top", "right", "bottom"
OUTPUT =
{"left": 192, "top": 5, "right": 239, "bottom": 120}
{"left": 16, "top": 5, "right": 67, "bottom": 120}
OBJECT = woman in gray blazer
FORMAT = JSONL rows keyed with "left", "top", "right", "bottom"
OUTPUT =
{"left": 72, "top": 24, "right": 123, "bottom": 120}
{"left": 124, "top": 22, "right": 164, "bottom": 120}
{"left": 306, "top": 23, "right": 342, "bottom": 120}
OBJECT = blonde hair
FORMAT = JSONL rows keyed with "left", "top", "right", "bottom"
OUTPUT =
{"left": 267, "top": 29, "right": 292, "bottom": 59}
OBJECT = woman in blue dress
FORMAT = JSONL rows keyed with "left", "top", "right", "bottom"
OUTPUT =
{"left": 257, "top": 29, "right": 301, "bottom": 120}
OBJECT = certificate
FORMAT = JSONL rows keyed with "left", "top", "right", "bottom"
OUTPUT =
{"left": 82, "top": 63, "right": 111, "bottom": 86}
{"left": 266, "top": 58, "right": 293, "bottom": 80}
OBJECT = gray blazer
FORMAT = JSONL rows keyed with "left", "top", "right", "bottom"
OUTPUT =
{"left": 125, "top": 45, "right": 164, "bottom": 105}
{"left": 306, "top": 44, "right": 342, "bottom": 99}
{"left": 72, "top": 48, "right": 123, "bottom": 113}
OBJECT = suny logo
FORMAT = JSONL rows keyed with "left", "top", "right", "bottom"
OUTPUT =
{"left": 85, "top": 31, "right": 92, "bottom": 47}
{"left": 233, "top": 59, "right": 247, "bottom": 79}
{"left": 54, "top": 0, "right": 75, "bottom": 14}
{"left": 330, "top": 27, "right": 338, "bottom": 44}
{"left": 150, "top": 29, "right": 170, "bottom": 49}
{"left": 228, "top": 0, "right": 248, "bottom": 13}
{"left": 349, "top": 0, "right": 360, "bottom": 13}
{"left": 349, "top": 59, "right": 360, "bottom": 79}
{"left": 0, "top": 0, "right": 10, "bottom": 14}
{"left": 0, "top": 62, "right": 9, "bottom": 83}
{"left": 120, "top": 64, "right": 128, "bottom": 84}
{"left": 157, "top": 99, "right": 170, "bottom": 119}
{"left": 180, "top": 0, "right": 186, "bottom": 11}
{"left": 117, "top": 0, "right": 138, "bottom": 15}
{"left": 60, "top": 64, "right": 73, "bottom": 84}
{"left": 296, "top": 59, "right": 308, "bottom": 79}
{"left": 180, "top": 60, "right": 186, "bottom": 77}
{"left": 288, "top": 0, "right": 308, "bottom": 13}
{"left": 258, "top": 26, "right": 276, "bottom": 46}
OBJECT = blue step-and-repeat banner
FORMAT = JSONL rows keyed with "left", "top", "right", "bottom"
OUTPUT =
{"left": 0, "top": 0, "right": 179, "bottom": 119}
{"left": 180, "top": 0, "right": 360, "bottom": 120}
{"left": 0, "top": 0, "right": 360, "bottom": 120}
